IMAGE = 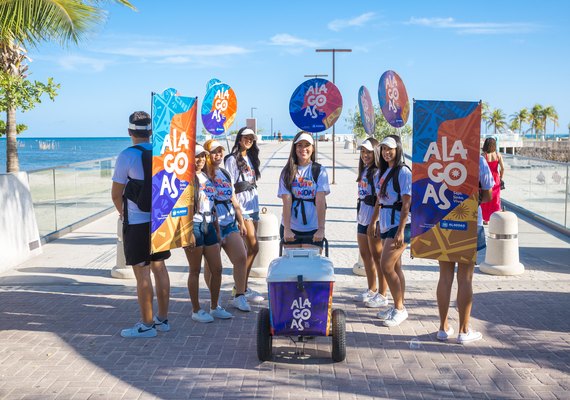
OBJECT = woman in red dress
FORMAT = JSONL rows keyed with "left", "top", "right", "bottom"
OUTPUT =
{"left": 481, "top": 137, "right": 504, "bottom": 224}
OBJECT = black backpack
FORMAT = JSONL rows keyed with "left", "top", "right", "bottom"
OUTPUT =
{"left": 123, "top": 145, "right": 152, "bottom": 213}
{"left": 380, "top": 163, "right": 411, "bottom": 225}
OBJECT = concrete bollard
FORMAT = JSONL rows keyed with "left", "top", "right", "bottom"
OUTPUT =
{"left": 352, "top": 255, "right": 367, "bottom": 276}
{"left": 111, "top": 217, "right": 134, "bottom": 279}
{"left": 250, "top": 208, "right": 280, "bottom": 278}
{"left": 344, "top": 140, "right": 350, "bottom": 149}
{"left": 480, "top": 211, "right": 524, "bottom": 276}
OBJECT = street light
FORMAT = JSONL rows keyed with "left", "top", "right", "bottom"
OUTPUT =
{"left": 250, "top": 107, "right": 257, "bottom": 118}
{"left": 315, "top": 48, "right": 352, "bottom": 184}
{"left": 304, "top": 74, "right": 328, "bottom": 79}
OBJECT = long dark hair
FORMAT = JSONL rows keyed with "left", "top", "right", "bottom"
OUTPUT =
{"left": 280, "top": 131, "right": 316, "bottom": 191}
{"left": 356, "top": 137, "right": 379, "bottom": 185}
{"left": 482, "top": 137, "right": 496, "bottom": 153}
{"left": 375, "top": 134, "right": 404, "bottom": 198}
{"left": 225, "top": 126, "right": 261, "bottom": 179}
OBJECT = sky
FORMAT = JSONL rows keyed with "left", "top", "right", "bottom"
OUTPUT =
{"left": 14, "top": 0, "right": 570, "bottom": 138}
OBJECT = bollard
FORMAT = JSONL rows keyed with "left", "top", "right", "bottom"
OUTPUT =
{"left": 480, "top": 211, "right": 524, "bottom": 276}
{"left": 344, "top": 140, "right": 350, "bottom": 150}
{"left": 111, "top": 217, "right": 134, "bottom": 279}
{"left": 352, "top": 255, "right": 367, "bottom": 276}
{"left": 250, "top": 208, "right": 280, "bottom": 278}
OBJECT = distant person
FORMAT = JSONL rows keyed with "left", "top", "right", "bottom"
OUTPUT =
{"left": 373, "top": 135, "right": 411, "bottom": 327}
{"left": 224, "top": 127, "right": 263, "bottom": 303}
{"left": 481, "top": 137, "right": 504, "bottom": 224}
{"left": 277, "top": 131, "right": 283, "bottom": 142}
{"left": 354, "top": 137, "right": 388, "bottom": 308}
{"left": 436, "top": 155, "right": 494, "bottom": 344}
{"left": 278, "top": 131, "right": 330, "bottom": 249}
{"left": 111, "top": 111, "right": 171, "bottom": 338}
{"left": 184, "top": 144, "right": 233, "bottom": 323}
{"left": 536, "top": 170, "right": 546, "bottom": 184}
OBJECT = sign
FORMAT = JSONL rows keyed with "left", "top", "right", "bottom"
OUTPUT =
{"left": 201, "top": 81, "right": 237, "bottom": 135}
{"left": 358, "top": 85, "right": 375, "bottom": 135}
{"left": 378, "top": 70, "right": 410, "bottom": 128}
{"left": 411, "top": 100, "right": 481, "bottom": 263}
{"left": 151, "top": 88, "right": 197, "bottom": 252}
{"left": 289, "top": 78, "right": 343, "bottom": 133}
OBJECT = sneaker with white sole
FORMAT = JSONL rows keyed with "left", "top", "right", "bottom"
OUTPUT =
{"left": 383, "top": 307, "right": 408, "bottom": 327}
{"left": 354, "top": 289, "right": 377, "bottom": 302}
{"left": 231, "top": 295, "right": 251, "bottom": 312}
{"left": 121, "top": 322, "right": 157, "bottom": 338}
{"left": 153, "top": 316, "right": 170, "bottom": 332}
{"left": 436, "top": 327, "right": 454, "bottom": 341}
{"left": 210, "top": 306, "right": 233, "bottom": 319}
{"left": 245, "top": 288, "right": 264, "bottom": 303}
{"left": 376, "top": 307, "right": 394, "bottom": 321}
{"left": 457, "top": 330, "right": 482, "bottom": 344}
{"left": 365, "top": 293, "right": 389, "bottom": 308}
{"left": 192, "top": 309, "right": 214, "bottom": 323}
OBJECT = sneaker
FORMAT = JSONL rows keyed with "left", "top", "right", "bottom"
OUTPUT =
{"left": 231, "top": 295, "right": 251, "bottom": 312}
{"left": 192, "top": 309, "right": 214, "bottom": 323}
{"left": 365, "top": 293, "right": 389, "bottom": 308}
{"left": 153, "top": 316, "right": 170, "bottom": 332}
{"left": 120, "top": 322, "right": 157, "bottom": 338}
{"left": 376, "top": 307, "right": 394, "bottom": 321}
{"left": 436, "top": 327, "right": 454, "bottom": 341}
{"left": 383, "top": 307, "right": 409, "bottom": 327}
{"left": 354, "top": 289, "right": 377, "bottom": 302}
{"left": 245, "top": 288, "right": 264, "bottom": 303}
{"left": 457, "top": 330, "right": 482, "bottom": 344}
{"left": 210, "top": 305, "right": 233, "bottom": 319}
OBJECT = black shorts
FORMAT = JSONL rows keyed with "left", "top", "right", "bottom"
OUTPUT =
{"left": 279, "top": 225, "right": 324, "bottom": 248}
{"left": 357, "top": 223, "right": 368, "bottom": 235}
{"left": 123, "top": 222, "right": 171, "bottom": 266}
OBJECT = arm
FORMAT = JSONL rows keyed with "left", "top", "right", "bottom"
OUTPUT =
{"left": 281, "top": 194, "right": 295, "bottom": 242}
{"left": 111, "top": 182, "right": 125, "bottom": 219}
{"left": 313, "top": 192, "right": 327, "bottom": 242}
{"left": 394, "top": 194, "right": 411, "bottom": 248}
{"left": 367, "top": 203, "right": 380, "bottom": 237}
{"left": 231, "top": 194, "right": 247, "bottom": 236}
{"left": 498, "top": 154, "right": 505, "bottom": 179}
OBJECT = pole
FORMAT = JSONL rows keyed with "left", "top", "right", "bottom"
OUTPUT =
{"left": 304, "top": 74, "right": 328, "bottom": 160}
{"left": 270, "top": 118, "right": 273, "bottom": 141}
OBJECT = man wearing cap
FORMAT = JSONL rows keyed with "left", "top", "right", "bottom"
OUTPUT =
{"left": 111, "top": 111, "right": 171, "bottom": 338}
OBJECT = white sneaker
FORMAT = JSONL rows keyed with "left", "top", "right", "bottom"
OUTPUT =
{"left": 210, "top": 306, "right": 233, "bottom": 319}
{"left": 245, "top": 288, "right": 264, "bottom": 303}
{"left": 354, "top": 289, "right": 377, "bottom": 302}
{"left": 457, "top": 330, "right": 482, "bottom": 344}
{"left": 231, "top": 295, "right": 251, "bottom": 312}
{"left": 153, "top": 316, "right": 170, "bottom": 332}
{"left": 120, "top": 322, "right": 157, "bottom": 338}
{"left": 192, "top": 309, "right": 214, "bottom": 323}
{"left": 376, "top": 307, "right": 394, "bottom": 321}
{"left": 383, "top": 307, "right": 408, "bottom": 327}
{"left": 436, "top": 327, "right": 454, "bottom": 341}
{"left": 365, "top": 293, "right": 389, "bottom": 308}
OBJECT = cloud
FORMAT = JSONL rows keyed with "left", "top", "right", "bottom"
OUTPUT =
{"left": 269, "top": 33, "right": 319, "bottom": 48}
{"left": 57, "top": 55, "right": 112, "bottom": 72}
{"left": 328, "top": 12, "right": 375, "bottom": 32}
{"left": 407, "top": 17, "right": 538, "bottom": 34}
{"left": 99, "top": 44, "right": 250, "bottom": 58}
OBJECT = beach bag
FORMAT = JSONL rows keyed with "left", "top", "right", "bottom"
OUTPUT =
{"left": 500, "top": 179, "right": 505, "bottom": 190}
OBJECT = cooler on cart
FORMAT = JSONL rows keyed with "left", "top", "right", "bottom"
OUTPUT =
{"left": 256, "top": 240, "right": 346, "bottom": 362}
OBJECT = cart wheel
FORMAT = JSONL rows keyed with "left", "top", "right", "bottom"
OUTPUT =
{"left": 331, "top": 309, "right": 346, "bottom": 362}
{"left": 257, "top": 308, "right": 272, "bottom": 361}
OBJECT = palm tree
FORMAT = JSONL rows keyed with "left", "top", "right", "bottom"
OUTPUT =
{"left": 0, "top": 0, "right": 135, "bottom": 172}
{"left": 481, "top": 101, "right": 490, "bottom": 134}
{"left": 542, "top": 105, "right": 559, "bottom": 139}
{"left": 510, "top": 108, "right": 529, "bottom": 136}
{"left": 486, "top": 108, "right": 506, "bottom": 135}
{"left": 529, "top": 104, "right": 544, "bottom": 140}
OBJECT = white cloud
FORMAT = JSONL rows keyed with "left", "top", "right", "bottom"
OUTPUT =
{"left": 269, "top": 33, "right": 319, "bottom": 48}
{"left": 407, "top": 17, "right": 538, "bottom": 34}
{"left": 57, "top": 55, "right": 112, "bottom": 72}
{"left": 99, "top": 44, "right": 249, "bottom": 58}
{"left": 328, "top": 12, "right": 375, "bottom": 32}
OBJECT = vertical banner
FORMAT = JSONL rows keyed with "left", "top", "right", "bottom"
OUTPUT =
{"left": 378, "top": 70, "right": 410, "bottom": 128}
{"left": 151, "top": 88, "right": 197, "bottom": 252}
{"left": 358, "top": 85, "right": 375, "bottom": 135}
{"left": 201, "top": 81, "right": 237, "bottom": 135}
{"left": 411, "top": 100, "right": 481, "bottom": 263}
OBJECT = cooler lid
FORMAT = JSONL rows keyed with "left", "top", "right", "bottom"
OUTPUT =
{"left": 267, "top": 248, "right": 335, "bottom": 282}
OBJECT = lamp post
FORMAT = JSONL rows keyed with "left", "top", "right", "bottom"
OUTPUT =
{"left": 303, "top": 74, "right": 329, "bottom": 160}
{"left": 315, "top": 48, "right": 352, "bottom": 184}
{"left": 250, "top": 107, "right": 257, "bottom": 118}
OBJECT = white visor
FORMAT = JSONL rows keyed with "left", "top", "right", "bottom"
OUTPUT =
{"left": 380, "top": 137, "right": 398, "bottom": 149}
{"left": 128, "top": 123, "right": 152, "bottom": 131}
{"left": 206, "top": 140, "right": 224, "bottom": 152}
{"left": 358, "top": 139, "right": 374, "bottom": 151}
{"left": 294, "top": 133, "right": 314, "bottom": 145}
{"left": 241, "top": 128, "right": 258, "bottom": 140}
{"left": 195, "top": 144, "right": 208, "bottom": 156}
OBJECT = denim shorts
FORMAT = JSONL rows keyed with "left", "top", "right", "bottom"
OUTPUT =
{"left": 242, "top": 211, "right": 260, "bottom": 221}
{"left": 193, "top": 221, "right": 218, "bottom": 247}
{"left": 220, "top": 220, "right": 239, "bottom": 239}
{"left": 279, "top": 225, "right": 324, "bottom": 248}
{"left": 380, "top": 224, "right": 411, "bottom": 243}
{"left": 357, "top": 223, "right": 368, "bottom": 235}
{"left": 477, "top": 225, "right": 486, "bottom": 251}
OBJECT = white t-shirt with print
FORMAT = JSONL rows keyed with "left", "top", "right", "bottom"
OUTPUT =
{"left": 357, "top": 167, "right": 379, "bottom": 227}
{"left": 376, "top": 165, "right": 412, "bottom": 234}
{"left": 212, "top": 168, "right": 235, "bottom": 227}
{"left": 224, "top": 154, "right": 259, "bottom": 215}
{"left": 194, "top": 172, "right": 216, "bottom": 223}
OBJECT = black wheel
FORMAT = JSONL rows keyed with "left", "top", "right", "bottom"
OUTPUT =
{"left": 257, "top": 308, "right": 272, "bottom": 361}
{"left": 331, "top": 309, "right": 346, "bottom": 362}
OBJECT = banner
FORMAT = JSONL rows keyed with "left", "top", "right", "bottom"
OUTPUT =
{"left": 378, "top": 70, "right": 410, "bottom": 128}
{"left": 411, "top": 100, "right": 481, "bottom": 263}
{"left": 358, "top": 85, "right": 375, "bottom": 135}
{"left": 289, "top": 78, "right": 343, "bottom": 133}
{"left": 201, "top": 81, "right": 237, "bottom": 135}
{"left": 151, "top": 88, "right": 197, "bottom": 252}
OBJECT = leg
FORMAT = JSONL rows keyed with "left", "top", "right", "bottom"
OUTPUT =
{"left": 437, "top": 261, "right": 456, "bottom": 332}
{"left": 456, "top": 262, "right": 476, "bottom": 333}
{"left": 184, "top": 246, "right": 205, "bottom": 313}
{"left": 395, "top": 257, "right": 405, "bottom": 302}
{"left": 150, "top": 260, "right": 170, "bottom": 321}
{"left": 132, "top": 264, "right": 154, "bottom": 325}
{"left": 358, "top": 233, "right": 378, "bottom": 292}
{"left": 222, "top": 232, "right": 248, "bottom": 294}
{"left": 242, "top": 219, "right": 259, "bottom": 284}
{"left": 203, "top": 244, "right": 223, "bottom": 308}
{"left": 369, "top": 234, "right": 387, "bottom": 297}
{"left": 379, "top": 238, "right": 407, "bottom": 310}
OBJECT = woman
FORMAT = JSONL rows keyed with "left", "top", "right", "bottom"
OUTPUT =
{"left": 373, "top": 135, "right": 411, "bottom": 327}
{"left": 278, "top": 131, "right": 330, "bottom": 248}
{"left": 184, "top": 144, "right": 233, "bottom": 323}
{"left": 203, "top": 139, "right": 251, "bottom": 312}
{"left": 354, "top": 137, "right": 388, "bottom": 308}
{"left": 481, "top": 137, "right": 504, "bottom": 224}
{"left": 224, "top": 127, "right": 263, "bottom": 303}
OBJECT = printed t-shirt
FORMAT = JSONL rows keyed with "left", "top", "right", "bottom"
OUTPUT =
{"left": 224, "top": 154, "right": 259, "bottom": 215}
{"left": 376, "top": 166, "right": 412, "bottom": 234}
{"left": 194, "top": 172, "right": 216, "bottom": 223}
{"left": 357, "top": 167, "right": 379, "bottom": 226}
{"left": 212, "top": 168, "right": 235, "bottom": 227}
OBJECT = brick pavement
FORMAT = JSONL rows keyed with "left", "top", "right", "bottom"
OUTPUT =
{"left": 0, "top": 140, "right": 569, "bottom": 399}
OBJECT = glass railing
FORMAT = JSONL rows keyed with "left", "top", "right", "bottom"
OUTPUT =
{"left": 27, "top": 158, "right": 116, "bottom": 237}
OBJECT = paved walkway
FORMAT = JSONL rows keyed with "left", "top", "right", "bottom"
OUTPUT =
{"left": 1, "top": 141, "right": 569, "bottom": 399}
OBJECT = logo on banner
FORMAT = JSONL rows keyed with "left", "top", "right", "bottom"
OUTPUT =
{"left": 159, "top": 129, "right": 190, "bottom": 198}
{"left": 304, "top": 82, "right": 328, "bottom": 119}
{"left": 211, "top": 87, "right": 229, "bottom": 122}
{"left": 290, "top": 297, "right": 312, "bottom": 331}
{"left": 289, "top": 78, "right": 343, "bottom": 133}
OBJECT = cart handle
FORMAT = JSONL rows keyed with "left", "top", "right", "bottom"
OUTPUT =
{"left": 279, "top": 236, "right": 329, "bottom": 257}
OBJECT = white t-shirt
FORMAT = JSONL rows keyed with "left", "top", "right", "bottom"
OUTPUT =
{"left": 376, "top": 165, "right": 412, "bottom": 234}
{"left": 194, "top": 172, "right": 216, "bottom": 223}
{"left": 224, "top": 154, "right": 259, "bottom": 215}
{"left": 112, "top": 142, "right": 151, "bottom": 225}
{"left": 478, "top": 155, "right": 495, "bottom": 226}
{"left": 357, "top": 167, "right": 379, "bottom": 227}
{"left": 278, "top": 162, "right": 330, "bottom": 231}
{"left": 212, "top": 168, "right": 235, "bottom": 227}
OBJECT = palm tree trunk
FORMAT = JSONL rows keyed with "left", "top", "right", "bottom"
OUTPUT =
{"left": 6, "top": 107, "right": 19, "bottom": 172}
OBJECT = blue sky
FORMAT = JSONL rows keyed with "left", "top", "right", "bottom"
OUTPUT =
{"left": 18, "top": 0, "right": 570, "bottom": 137}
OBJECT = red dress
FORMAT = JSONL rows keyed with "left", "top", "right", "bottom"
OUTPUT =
{"left": 481, "top": 153, "right": 501, "bottom": 222}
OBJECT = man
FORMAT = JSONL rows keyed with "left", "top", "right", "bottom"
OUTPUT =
{"left": 111, "top": 111, "right": 171, "bottom": 338}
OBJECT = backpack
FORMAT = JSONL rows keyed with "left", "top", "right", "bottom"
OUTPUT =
{"left": 123, "top": 145, "right": 152, "bottom": 213}
{"left": 380, "top": 163, "right": 411, "bottom": 225}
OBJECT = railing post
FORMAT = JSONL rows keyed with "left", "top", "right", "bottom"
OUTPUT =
{"left": 52, "top": 168, "right": 58, "bottom": 231}
{"left": 565, "top": 163, "right": 569, "bottom": 228}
